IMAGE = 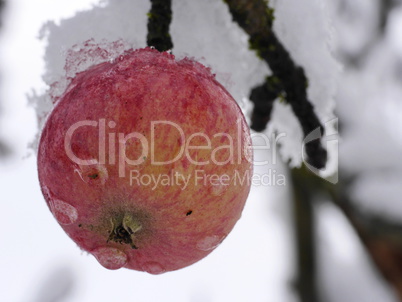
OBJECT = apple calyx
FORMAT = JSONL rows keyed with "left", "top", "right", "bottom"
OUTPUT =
{"left": 107, "top": 213, "right": 142, "bottom": 249}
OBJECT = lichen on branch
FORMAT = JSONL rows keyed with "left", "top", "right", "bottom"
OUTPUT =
{"left": 147, "top": 0, "right": 173, "bottom": 52}
{"left": 224, "top": 0, "right": 327, "bottom": 169}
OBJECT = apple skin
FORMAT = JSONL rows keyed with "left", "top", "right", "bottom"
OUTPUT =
{"left": 37, "top": 48, "right": 252, "bottom": 273}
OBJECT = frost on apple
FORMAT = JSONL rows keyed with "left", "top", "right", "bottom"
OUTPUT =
{"left": 37, "top": 47, "right": 253, "bottom": 273}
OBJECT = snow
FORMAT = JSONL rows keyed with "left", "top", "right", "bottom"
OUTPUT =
{"left": 1, "top": 0, "right": 401, "bottom": 301}
{"left": 270, "top": 0, "right": 340, "bottom": 171}
{"left": 31, "top": 0, "right": 340, "bottom": 173}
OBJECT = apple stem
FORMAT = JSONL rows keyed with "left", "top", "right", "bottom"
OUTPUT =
{"left": 107, "top": 214, "right": 142, "bottom": 249}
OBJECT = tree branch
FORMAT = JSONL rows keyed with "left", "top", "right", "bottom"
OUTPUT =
{"left": 224, "top": 0, "right": 327, "bottom": 169}
{"left": 146, "top": 0, "right": 173, "bottom": 52}
{"left": 291, "top": 167, "right": 320, "bottom": 302}
{"left": 249, "top": 76, "right": 282, "bottom": 132}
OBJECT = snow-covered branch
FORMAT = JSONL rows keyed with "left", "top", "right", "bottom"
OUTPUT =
{"left": 224, "top": 0, "right": 327, "bottom": 169}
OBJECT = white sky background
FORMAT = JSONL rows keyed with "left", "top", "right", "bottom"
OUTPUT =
{"left": 0, "top": 0, "right": 400, "bottom": 301}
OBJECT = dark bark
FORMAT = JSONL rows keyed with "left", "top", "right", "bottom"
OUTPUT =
{"left": 147, "top": 0, "right": 173, "bottom": 52}
{"left": 249, "top": 76, "right": 282, "bottom": 132}
{"left": 224, "top": 0, "right": 327, "bottom": 169}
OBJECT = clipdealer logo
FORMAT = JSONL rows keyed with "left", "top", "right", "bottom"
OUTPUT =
{"left": 63, "top": 118, "right": 338, "bottom": 187}
{"left": 64, "top": 119, "right": 253, "bottom": 177}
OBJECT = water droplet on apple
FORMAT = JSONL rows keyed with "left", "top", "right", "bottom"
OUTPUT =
{"left": 49, "top": 198, "right": 78, "bottom": 225}
{"left": 91, "top": 247, "right": 127, "bottom": 270}
{"left": 196, "top": 235, "right": 226, "bottom": 251}
{"left": 141, "top": 262, "right": 166, "bottom": 275}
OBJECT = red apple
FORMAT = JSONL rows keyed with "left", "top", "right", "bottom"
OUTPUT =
{"left": 37, "top": 47, "right": 252, "bottom": 273}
